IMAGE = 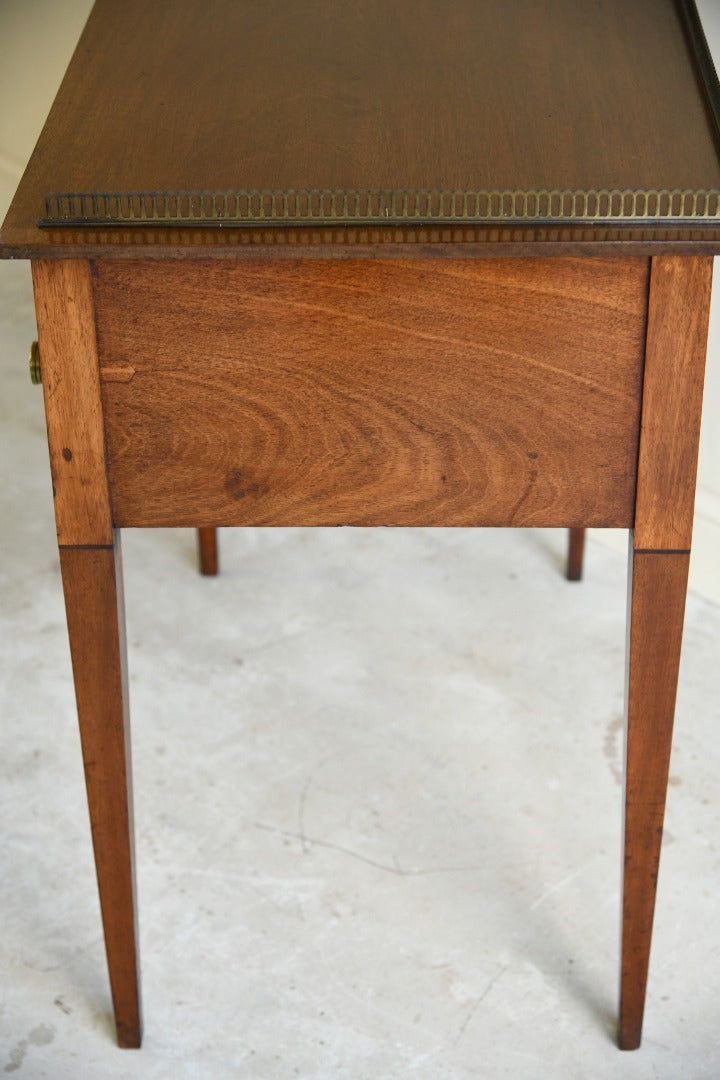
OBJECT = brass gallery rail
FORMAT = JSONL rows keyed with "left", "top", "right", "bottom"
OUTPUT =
{"left": 41, "top": 187, "right": 720, "bottom": 228}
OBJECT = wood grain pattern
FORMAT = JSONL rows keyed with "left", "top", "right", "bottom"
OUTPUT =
{"left": 31, "top": 259, "right": 113, "bottom": 546}
{"left": 3, "top": 0, "right": 720, "bottom": 257}
{"left": 59, "top": 536, "right": 142, "bottom": 1049}
{"left": 95, "top": 256, "right": 648, "bottom": 529}
{"left": 634, "top": 255, "right": 713, "bottom": 550}
{"left": 620, "top": 549, "right": 690, "bottom": 1051}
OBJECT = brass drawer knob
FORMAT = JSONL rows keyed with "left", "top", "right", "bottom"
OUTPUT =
{"left": 29, "top": 340, "right": 42, "bottom": 385}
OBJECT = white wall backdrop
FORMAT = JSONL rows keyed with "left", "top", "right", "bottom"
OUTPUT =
{"left": 1, "top": 0, "right": 719, "bottom": 601}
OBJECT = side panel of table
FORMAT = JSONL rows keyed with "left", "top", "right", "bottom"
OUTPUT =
{"left": 93, "top": 257, "right": 649, "bottom": 529}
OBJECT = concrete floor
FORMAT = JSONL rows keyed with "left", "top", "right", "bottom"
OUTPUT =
{"left": 1, "top": 253, "right": 720, "bottom": 1079}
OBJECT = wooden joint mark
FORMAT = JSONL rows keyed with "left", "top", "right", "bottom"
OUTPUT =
{"left": 101, "top": 364, "right": 137, "bottom": 384}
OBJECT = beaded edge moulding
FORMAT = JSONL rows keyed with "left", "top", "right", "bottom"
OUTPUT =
{"left": 39, "top": 188, "right": 720, "bottom": 228}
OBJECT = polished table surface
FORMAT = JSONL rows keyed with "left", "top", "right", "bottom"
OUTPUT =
{"left": 3, "top": 0, "right": 720, "bottom": 257}
{"left": 2, "top": 0, "right": 719, "bottom": 1053}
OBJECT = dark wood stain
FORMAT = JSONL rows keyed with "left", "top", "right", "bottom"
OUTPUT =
{"left": 3, "top": 0, "right": 720, "bottom": 257}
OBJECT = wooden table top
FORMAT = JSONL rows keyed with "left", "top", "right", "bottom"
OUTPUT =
{"left": 3, "top": 0, "right": 720, "bottom": 258}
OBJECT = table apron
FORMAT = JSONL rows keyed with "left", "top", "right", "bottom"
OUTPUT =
{"left": 92, "top": 256, "right": 649, "bottom": 529}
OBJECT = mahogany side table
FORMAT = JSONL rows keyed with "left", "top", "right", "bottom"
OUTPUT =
{"left": 2, "top": 0, "right": 719, "bottom": 1052}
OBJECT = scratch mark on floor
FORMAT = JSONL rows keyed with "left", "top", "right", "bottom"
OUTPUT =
{"left": 530, "top": 858, "right": 596, "bottom": 911}
{"left": 453, "top": 963, "right": 511, "bottom": 1046}
{"left": 255, "top": 822, "right": 481, "bottom": 876}
{"left": 298, "top": 774, "right": 312, "bottom": 854}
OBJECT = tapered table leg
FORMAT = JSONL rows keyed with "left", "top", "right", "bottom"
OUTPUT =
{"left": 618, "top": 254, "right": 712, "bottom": 1049}
{"left": 59, "top": 534, "right": 142, "bottom": 1048}
{"left": 619, "top": 546, "right": 689, "bottom": 1049}
{"left": 566, "top": 527, "right": 585, "bottom": 581}
{"left": 197, "top": 526, "right": 219, "bottom": 576}
{"left": 32, "top": 260, "right": 142, "bottom": 1047}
